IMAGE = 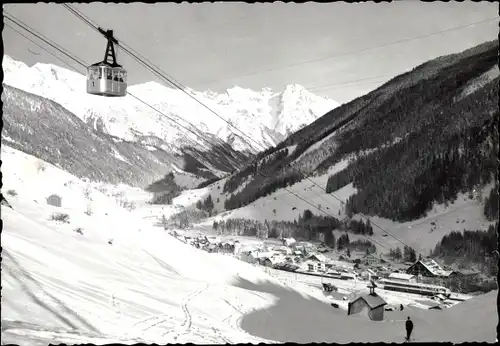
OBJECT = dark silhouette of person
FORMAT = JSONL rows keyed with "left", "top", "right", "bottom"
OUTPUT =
{"left": 405, "top": 316, "right": 414, "bottom": 341}
{"left": 400, "top": 304, "right": 404, "bottom": 311}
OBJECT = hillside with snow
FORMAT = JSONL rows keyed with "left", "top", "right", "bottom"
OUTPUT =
{"left": 2, "top": 55, "right": 339, "bottom": 154}
{"left": 2, "top": 145, "right": 497, "bottom": 345}
{"left": 176, "top": 41, "right": 499, "bottom": 259}
{"left": 167, "top": 159, "right": 496, "bottom": 256}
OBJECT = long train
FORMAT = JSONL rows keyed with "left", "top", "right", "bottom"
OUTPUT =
{"left": 379, "top": 278, "right": 451, "bottom": 297}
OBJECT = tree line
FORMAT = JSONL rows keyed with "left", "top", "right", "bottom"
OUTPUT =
{"left": 196, "top": 177, "right": 221, "bottom": 189}
{"left": 223, "top": 169, "right": 305, "bottom": 210}
{"left": 196, "top": 194, "right": 215, "bottom": 216}
{"left": 212, "top": 210, "right": 378, "bottom": 253}
{"left": 431, "top": 222, "right": 498, "bottom": 277}
{"left": 389, "top": 245, "right": 418, "bottom": 263}
{"left": 223, "top": 148, "right": 290, "bottom": 195}
{"left": 147, "top": 172, "right": 183, "bottom": 205}
{"left": 483, "top": 185, "right": 499, "bottom": 221}
{"left": 161, "top": 209, "right": 209, "bottom": 229}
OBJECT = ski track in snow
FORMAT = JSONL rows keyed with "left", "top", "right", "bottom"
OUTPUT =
{"left": 221, "top": 286, "right": 250, "bottom": 337}
{"left": 162, "top": 283, "right": 210, "bottom": 340}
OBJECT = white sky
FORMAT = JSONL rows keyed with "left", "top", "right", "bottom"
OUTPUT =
{"left": 3, "top": 2, "right": 498, "bottom": 103}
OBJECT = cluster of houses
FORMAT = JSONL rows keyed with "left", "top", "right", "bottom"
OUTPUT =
{"left": 238, "top": 237, "right": 480, "bottom": 289}
{"left": 170, "top": 230, "right": 240, "bottom": 254}
{"left": 167, "top": 231, "right": 482, "bottom": 322}
{"left": 170, "top": 230, "right": 481, "bottom": 295}
{"left": 237, "top": 237, "right": 371, "bottom": 279}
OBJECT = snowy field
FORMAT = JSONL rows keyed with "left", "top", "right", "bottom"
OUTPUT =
{"left": 1, "top": 146, "right": 497, "bottom": 344}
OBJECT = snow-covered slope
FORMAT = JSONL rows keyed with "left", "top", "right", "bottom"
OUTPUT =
{"left": 2, "top": 144, "right": 496, "bottom": 345}
{"left": 0, "top": 146, "right": 290, "bottom": 344}
{"left": 3, "top": 56, "right": 339, "bottom": 153}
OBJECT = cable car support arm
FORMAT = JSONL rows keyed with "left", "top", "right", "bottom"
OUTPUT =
{"left": 98, "top": 28, "right": 120, "bottom": 67}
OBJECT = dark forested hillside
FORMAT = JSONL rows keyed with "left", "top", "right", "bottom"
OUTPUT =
{"left": 223, "top": 147, "right": 306, "bottom": 209}
{"left": 431, "top": 222, "right": 498, "bottom": 277}
{"left": 335, "top": 54, "right": 498, "bottom": 222}
{"left": 145, "top": 172, "right": 183, "bottom": 204}
{"left": 219, "top": 40, "right": 499, "bottom": 223}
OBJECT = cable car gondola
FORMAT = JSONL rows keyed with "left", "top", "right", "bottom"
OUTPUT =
{"left": 87, "top": 28, "right": 127, "bottom": 97}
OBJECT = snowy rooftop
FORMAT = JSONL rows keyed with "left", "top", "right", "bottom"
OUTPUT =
{"left": 388, "top": 273, "right": 416, "bottom": 281}
{"left": 418, "top": 259, "right": 453, "bottom": 277}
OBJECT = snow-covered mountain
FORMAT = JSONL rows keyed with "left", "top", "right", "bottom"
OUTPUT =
{"left": 2, "top": 55, "right": 339, "bottom": 153}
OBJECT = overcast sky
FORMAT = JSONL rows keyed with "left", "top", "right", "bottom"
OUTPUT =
{"left": 3, "top": 2, "right": 498, "bottom": 103}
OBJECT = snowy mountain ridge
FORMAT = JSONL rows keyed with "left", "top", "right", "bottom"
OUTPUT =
{"left": 2, "top": 55, "right": 339, "bottom": 153}
{"left": 1, "top": 83, "right": 247, "bottom": 189}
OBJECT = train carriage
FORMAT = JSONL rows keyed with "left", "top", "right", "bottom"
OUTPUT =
{"left": 380, "top": 278, "right": 451, "bottom": 297}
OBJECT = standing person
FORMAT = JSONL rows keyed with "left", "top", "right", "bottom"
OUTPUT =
{"left": 405, "top": 316, "right": 414, "bottom": 342}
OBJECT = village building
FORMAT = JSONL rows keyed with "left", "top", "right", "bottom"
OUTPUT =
{"left": 262, "top": 256, "right": 286, "bottom": 268}
{"left": 340, "top": 272, "right": 357, "bottom": 280}
{"left": 359, "top": 270, "right": 374, "bottom": 280}
{"left": 291, "top": 241, "right": 316, "bottom": 252}
{"left": 362, "top": 253, "right": 381, "bottom": 266}
{"left": 240, "top": 251, "right": 260, "bottom": 264}
{"left": 274, "top": 246, "right": 292, "bottom": 255}
{"left": 46, "top": 194, "right": 62, "bottom": 207}
{"left": 305, "top": 253, "right": 328, "bottom": 271}
{"left": 203, "top": 243, "right": 219, "bottom": 253}
{"left": 329, "top": 260, "right": 355, "bottom": 270}
{"left": 365, "top": 268, "right": 379, "bottom": 280}
{"left": 307, "top": 253, "right": 328, "bottom": 263}
{"left": 196, "top": 235, "right": 208, "bottom": 243}
{"left": 302, "top": 260, "right": 321, "bottom": 272}
{"left": 326, "top": 268, "right": 342, "bottom": 278}
{"left": 388, "top": 272, "right": 417, "bottom": 283}
{"left": 236, "top": 244, "right": 258, "bottom": 256}
{"left": 274, "top": 263, "right": 299, "bottom": 272}
{"left": 448, "top": 269, "right": 481, "bottom": 278}
{"left": 305, "top": 261, "right": 316, "bottom": 272}
{"left": 291, "top": 256, "right": 302, "bottom": 263}
{"left": 262, "top": 258, "right": 274, "bottom": 267}
{"left": 206, "top": 237, "right": 220, "bottom": 245}
{"left": 317, "top": 244, "right": 330, "bottom": 253}
{"left": 406, "top": 258, "right": 453, "bottom": 278}
{"left": 262, "top": 241, "right": 276, "bottom": 251}
{"left": 253, "top": 251, "right": 276, "bottom": 265}
{"left": 348, "top": 282, "right": 387, "bottom": 321}
{"left": 282, "top": 237, "right": 296, "bottom": 247}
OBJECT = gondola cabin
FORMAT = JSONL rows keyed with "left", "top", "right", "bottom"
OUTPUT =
{"left": 87, "top": 63, "right": 127, "bottom": 97}
{"left": 86, "top": 28, "right": 127, "bottom": 97}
